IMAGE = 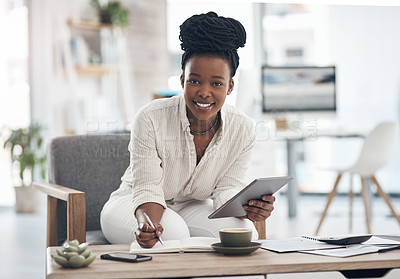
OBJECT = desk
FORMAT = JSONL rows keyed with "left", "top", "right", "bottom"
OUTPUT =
{"left": 272, "top": 128, "right": 365, "bottom": 218}
{"left": 46, "top": 244, "right": 400, "bottom": 278}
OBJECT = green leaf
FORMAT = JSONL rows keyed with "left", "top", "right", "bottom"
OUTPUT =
{"left": 19, "top": 160, "right": 25, "bottom": 180}
{"left": 2, "top": 122, "right": 47, "bottom": 182}
{"left": 95, "top": 0, "right": 129, "bottom": 27}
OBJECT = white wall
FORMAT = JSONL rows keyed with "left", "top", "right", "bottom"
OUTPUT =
{"left": 329, "top": 5, "right": 400, "bottom": 130}
{"left": 28, "top": 0, "right": 55, "bottom": 134}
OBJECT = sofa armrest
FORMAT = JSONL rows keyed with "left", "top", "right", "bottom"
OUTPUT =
{"left": 33, "top": 181, "right": 86, "bottom": 247}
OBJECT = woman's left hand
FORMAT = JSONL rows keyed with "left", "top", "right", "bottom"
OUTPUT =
{"left": 243, "top": 195, "right": 276, "bottom": 222}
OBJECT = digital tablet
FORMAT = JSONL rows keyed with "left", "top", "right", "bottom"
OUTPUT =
{"left": 208, "top": 176, "right": 292, "bottom": 219}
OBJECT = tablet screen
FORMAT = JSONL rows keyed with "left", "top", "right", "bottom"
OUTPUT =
{"left": 208, "top": 176, "right": 292, "bottom": 219}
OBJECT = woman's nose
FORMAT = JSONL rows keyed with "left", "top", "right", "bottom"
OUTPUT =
{"left": 197, "top": 84, "right": 212, "bottom": 98}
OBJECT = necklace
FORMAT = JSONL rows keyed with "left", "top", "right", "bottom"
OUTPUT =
{"left": 189, "top": 113, "right": 219, "bottom": 135}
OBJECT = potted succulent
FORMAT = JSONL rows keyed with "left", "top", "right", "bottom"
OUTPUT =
{"left": 91, "top": 0, "right": 129, "bottom": 27}
{"left": 2, "top": 123, "right": 46, "bottom": 213}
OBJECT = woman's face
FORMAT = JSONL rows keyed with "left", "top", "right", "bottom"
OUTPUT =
{"left": 180, "top": 55, "right": 234, "bottom": 122}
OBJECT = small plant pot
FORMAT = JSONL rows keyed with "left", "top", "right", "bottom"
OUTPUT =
{"left": 14, "top": 186, "right": 42, "bottom": 213}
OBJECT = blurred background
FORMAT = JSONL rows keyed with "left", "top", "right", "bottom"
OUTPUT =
{"left": 2, "top": 0, "right": 400, "bottom": 206}
{"left": 2, "top": 1, "right": 400, "bottom": 278}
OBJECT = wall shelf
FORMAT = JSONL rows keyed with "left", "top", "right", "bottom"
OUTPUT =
{"left": 72, "top": 64, "right": 121, "bottom": 76}
{"left": 67, "top": 19, "right": 120, "bottom": 31}
{"left": 65, "top": 19, "right": 126, "bottom": 76}
{"left": 61, "top": 18, "right": 133, "bottom": 134}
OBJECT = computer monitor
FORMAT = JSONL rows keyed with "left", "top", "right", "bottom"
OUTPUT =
{"left": 261, "top": 65, "right": 336, "bottom": 114}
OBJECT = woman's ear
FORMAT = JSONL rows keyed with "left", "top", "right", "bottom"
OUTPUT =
{"left": 227, "top": 78, "right": 234, "bottom": 95}
{"left": 180, "top": 73, "right": 185, "bottom": 89}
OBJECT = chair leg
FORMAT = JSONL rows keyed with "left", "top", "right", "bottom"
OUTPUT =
{"left": 360, "top": 177, "right": 372, "bottom": 234}
{"left": 349, "top": 174, "right": 354, "bottom": 233}
{"left": 371, "top": 175, "right": 400, "bottom": 226}
{"left": 315, "top": 173, "right": 342, "bottom": 235}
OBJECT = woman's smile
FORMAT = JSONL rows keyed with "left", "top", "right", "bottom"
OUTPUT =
{"left": 193, "top": 101, "right": 215, "bottom": 110}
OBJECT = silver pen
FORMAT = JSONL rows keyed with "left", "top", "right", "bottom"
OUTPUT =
{"left": 143, "top": 212, "right": 164, "bottom": 245}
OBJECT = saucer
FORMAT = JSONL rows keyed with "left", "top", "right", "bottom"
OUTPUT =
{"left": 211, "top": 242, "right": 261, "bottom": 255}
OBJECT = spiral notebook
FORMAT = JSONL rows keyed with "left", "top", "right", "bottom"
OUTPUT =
{"left": 301, "top": 235, "right": 372, "bottom": 245}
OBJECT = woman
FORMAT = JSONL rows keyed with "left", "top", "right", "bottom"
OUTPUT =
{"left": 100, "top": 11, "right": 275, "bottom": 248}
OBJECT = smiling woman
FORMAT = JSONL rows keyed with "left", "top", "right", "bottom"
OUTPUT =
{"left": 100, "top": 11, "right": 277, "bottom": 247}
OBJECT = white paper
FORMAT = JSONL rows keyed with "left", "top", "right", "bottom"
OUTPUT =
{"left": 260, "top": 237, "right": 344, "bottom": 253}
{"left": 301, "top": 244, "right": 399, "bottom": 258}
{"left": 363, "top": 235, "right": 400, "bottom": 245}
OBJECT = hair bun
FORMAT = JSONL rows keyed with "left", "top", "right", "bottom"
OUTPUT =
{"left": 179, "top": 11, "right": 246, "bottom": 52}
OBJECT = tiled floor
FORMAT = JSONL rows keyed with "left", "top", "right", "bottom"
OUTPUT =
{"left": 2, "top": 194, "right": 400, "bottom": 279}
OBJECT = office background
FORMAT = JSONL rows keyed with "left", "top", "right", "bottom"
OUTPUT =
{"left": 2, "top": 0, "right": 400, "bottom": 206}
{"left": 1, "top": 1, "right": 400, "bottom": 278}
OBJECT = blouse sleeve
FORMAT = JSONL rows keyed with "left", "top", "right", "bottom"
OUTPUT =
{"left": 122, "top": 109, "right": 167, "bottom": 214}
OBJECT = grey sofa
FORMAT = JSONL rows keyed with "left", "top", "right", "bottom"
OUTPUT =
{"left": 33, "top": 134, "right": 130, "bottom": 246}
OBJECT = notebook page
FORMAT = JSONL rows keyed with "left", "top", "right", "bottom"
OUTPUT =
{"left": 180, "top": 237, "right": 218, "bottom": 252}
{"left": 260, "top": 237, "right": 343, "bottom": 253}
{"left": 130, "top": 239, "right": 183, "bottom": 253}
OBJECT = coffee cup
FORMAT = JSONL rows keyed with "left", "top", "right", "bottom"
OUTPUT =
{"left": 219, "top": 228, "right": 252, "bottom": 247}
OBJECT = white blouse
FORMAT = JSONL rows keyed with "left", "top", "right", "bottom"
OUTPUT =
{"left": 109, "top": 94, "right": 256, "bottom": 214}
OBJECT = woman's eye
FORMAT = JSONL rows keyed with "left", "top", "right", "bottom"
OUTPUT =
{"left": 213, "top": 82, "right": 223, "bottom": 86}
{"left": 188, "top": 79, "right": 199, "bottom": 84}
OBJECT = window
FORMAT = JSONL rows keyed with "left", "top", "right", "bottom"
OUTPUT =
{"left": 0, "top": 0, "right": 30, "bottom": 205}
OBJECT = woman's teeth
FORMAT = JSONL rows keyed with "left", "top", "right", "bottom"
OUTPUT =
{"left": 196, "top": 102, "right": 212, "bottom": 107}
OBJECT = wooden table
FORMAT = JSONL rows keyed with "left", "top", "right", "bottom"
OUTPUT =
{"left": 46, "top": 244, "right": 400, "bottom": 278}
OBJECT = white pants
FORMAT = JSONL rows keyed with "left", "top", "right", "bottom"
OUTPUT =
{"left": 100, "top": 195, "right": 258, "bottom": 244}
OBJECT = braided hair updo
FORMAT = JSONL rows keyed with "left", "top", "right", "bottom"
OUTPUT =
{"left": 179, "top": 11, "right": 246, "bottom": 77}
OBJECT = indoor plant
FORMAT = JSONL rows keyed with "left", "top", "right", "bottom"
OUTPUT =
{"left": 91, "top": 0, "right": 129, "bottom": 27}
{"left": 2, "top": 123, "right": 46, "bottom": 213}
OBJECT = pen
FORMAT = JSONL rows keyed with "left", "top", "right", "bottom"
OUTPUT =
{"left": 378, "top": 245, "right": 400, "bottom": 253}
{"left": 143, "top": 212, "right": 164, "bottom": 245}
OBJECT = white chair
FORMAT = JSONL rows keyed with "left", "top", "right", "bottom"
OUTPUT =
{"left": 315, "top": 122, "right": 400, "bottom": 235}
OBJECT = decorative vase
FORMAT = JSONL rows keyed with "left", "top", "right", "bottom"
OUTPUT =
{"left": 14, "top": 186, "right": 42, "bottom": 213}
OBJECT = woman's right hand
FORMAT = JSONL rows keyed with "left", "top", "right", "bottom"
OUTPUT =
{"left": 135, "top": 220, "right": 164, "bottom": 248}
{"left": 135, "top": 203, "right": 165, "bottom": 248}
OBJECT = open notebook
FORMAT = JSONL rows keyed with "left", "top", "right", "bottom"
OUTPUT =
{"left": 130, "top": 237, "right": 218, "bottom": 254}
